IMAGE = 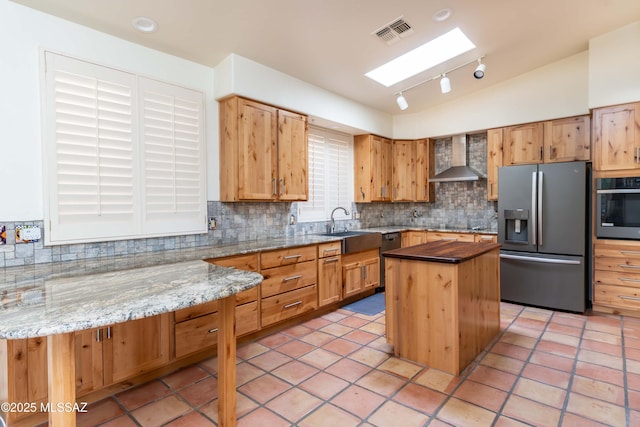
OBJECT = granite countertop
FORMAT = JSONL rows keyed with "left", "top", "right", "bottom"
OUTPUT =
{"left": 382, "top": 240, "right": 501, "bottom": 263}
{"left": 360, "top": 226, "right": 497, "bottom": 235}
{"left": 0, "top": 234, "right": 340, "bottom": 339}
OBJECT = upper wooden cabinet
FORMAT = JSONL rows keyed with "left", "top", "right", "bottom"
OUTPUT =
{"left": 486, "top": 128, "right": 503, "bottom": 201}
{"left": 219, "top": 96, "right": 308, "bottom": 201}
{"left": 593, "top": 102, "right": 640, "bottom": 171}
{"left": 392, "top": 140, "right": 416, "bottom": 201}
{"left": 414, "top": 139, "right": 435, "bottom": 202}
{"left": 354, "top": 134, "right": 392, "bottom": 202}
{"left": 503, "top": 122, "right": 544, "bottom": 165}
{"left": 502, "top": 116, "right": 591, "bottom": 166}
{"left": 543, "top": 115, "right": 591, "bottom": 163}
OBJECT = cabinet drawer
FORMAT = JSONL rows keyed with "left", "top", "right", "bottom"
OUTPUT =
{"left": 261, "top": 285, "right": 317, "bottom": 327}
{"left": 594, "top": 257, "right": 640, "bottom": 274}
{"left": 318, "top": 241, "right": 342, "bottom": 258}
{"left": 261, "top": 260, "right": 317, "bottom": 298}
{"left": 261, "top": 245, "right": 316, "bottom": 269}
{"left": 175, "top": 301, "right": 258, "bottom": 358}
{"left": 594, "top": 284, "right": 640, "bottom": 310}
{"left": 174, "top": 287, "right": 258, "bottom": 323}
{"left": 595, "top": 245, "right": 640, "bottom": 260}
{"left": 427, "top": 232, "right": 475, "bottom": 242}
{"left": 475, "top": 234, "right": 497, "bottom": 243}
{"left": 207, "top": 253, "right": 259, "bottom": 272}
{"left": 595, "top": 270, "right": 640, "bottom": 288}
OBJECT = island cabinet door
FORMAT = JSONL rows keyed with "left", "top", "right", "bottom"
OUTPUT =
{"left": 75, "top": 314, "right": 171, "bottom": 393}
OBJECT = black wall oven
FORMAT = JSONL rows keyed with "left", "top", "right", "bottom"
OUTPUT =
{"left": 597, "top": 177, "right": 640, "bottom": 240}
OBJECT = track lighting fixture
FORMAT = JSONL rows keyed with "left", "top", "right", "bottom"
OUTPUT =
{"left": 393, "top": 56, "right": 486, "bottom": 110}
{"left": 396, "top": 92, "right": 409, "bottom": 110}
{"left": 440, "top": 74, "right": 451, "bottom": 94}
{"left": 474, "top": 58, "right": 486, "bottom": 79}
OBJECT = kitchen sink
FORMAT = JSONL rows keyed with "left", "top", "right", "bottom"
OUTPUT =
{"left": 320, "top": 231, "right": 382, "bottom": 254}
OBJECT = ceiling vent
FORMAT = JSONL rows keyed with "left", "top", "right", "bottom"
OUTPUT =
{"left": 373, "top": 17, "right": 414, "bottom": 45}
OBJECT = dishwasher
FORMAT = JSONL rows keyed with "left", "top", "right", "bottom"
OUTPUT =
{"left": 379, "top": 232, "right": 402, "bottom": 291}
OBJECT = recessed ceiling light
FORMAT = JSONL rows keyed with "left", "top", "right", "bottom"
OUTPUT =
{"left": 131, "top": 16, "right": 158, "bottom": 33}
{"left": 365, "top": 27, "right": 475, "bottom": 87}
{"left": 433, "top": 8, "right": 452, "bottom": 22}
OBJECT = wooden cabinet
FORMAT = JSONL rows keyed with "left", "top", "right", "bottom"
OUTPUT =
{"left": 487, "top": 128, "right": 503, "bottom": 201}
{"left": 475, "top": 234, "right": 498, "bottom": 243}
{"left": 543, "top": 115, "right": 591, "bottom": 163}
{"left": 593, "top": 240, "right": 640, "bottom": 316}
{"left": 426, "top": 231, "right": 475, "bottom": 243}
{"left": 354, "top": 134, "right": 392, "bottom": 202}
{"left": 503, "top": 122, "right": 544, "bottom": 165}
{"left": 593, "top": 102, "right": 640, "bottom": 171}
{"left": 401, "top": 231, "right": 428, "bottom": 247}
{"left": 75, "top": 314, "right": 171, "bottom": 394}
{"left": 173, "top": 253, "right": 261, "bottom": 359}
{"left": 219, "top": 96, "right": 308, "bottom": 201}
{"left": 318, "top": 242, "right": 342, "bottom": 306}
{"left": 260, "top": 246, "right": 318, "bottom": 326}
{"left": 392, "top": 139, "right": 435, "bottom": 202}
{"left": 503, "top": 116, "right": 591, "bottom": 167}
{"left": 342, "top": 249, "right": 380, "bottom": 298}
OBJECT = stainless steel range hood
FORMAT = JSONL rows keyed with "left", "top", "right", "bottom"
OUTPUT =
{"left": 430, "top": 134, "right": 486, "bottom": 183}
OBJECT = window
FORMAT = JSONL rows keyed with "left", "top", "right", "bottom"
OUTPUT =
{"left": 297, "top": 126, "right": 353, "bottom": 222}
{"left": 42, "top": 52, "right": 206, "bottom": 244}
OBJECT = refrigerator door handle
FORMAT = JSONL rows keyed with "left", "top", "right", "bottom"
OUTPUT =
{"left": 538, "top": 171, "right": 544, "bottom": 247}
{"left": 500, "top": 253, "right": 581, "bottom": 265}
{"left": 531, "top": 172, "right": 537, "bottom": 246}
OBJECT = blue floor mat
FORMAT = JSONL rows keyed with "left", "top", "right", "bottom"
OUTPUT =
{"left": 343, "top": 292, "right": 385, "bottom": 315}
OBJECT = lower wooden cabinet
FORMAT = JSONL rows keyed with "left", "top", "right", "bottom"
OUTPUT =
{"left": 401, "top": 231, "right": 427, "bottom": 247}
{"left": 593, "top": 240, "right": 640, "bottom": 315}
{"left": 342, "top": 249, "right": 380, "bottom": 298}
{"left": 318, "top": 241, "right": 342, "bottom": 306}
{"left": 427, "top": 231, "right": 475, "bottom": 242}
{"left": 261, "top": 284, "right": 318, "bottom": 326}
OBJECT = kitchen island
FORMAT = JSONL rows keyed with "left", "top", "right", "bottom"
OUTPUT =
{"left": 0, "top": 259, "right": 263, "bottom": 427}
{"left": 383, "top": 240, "right": 501, "bottom": 375}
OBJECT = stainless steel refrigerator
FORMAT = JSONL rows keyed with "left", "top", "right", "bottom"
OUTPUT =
{"left": 498, "top": 161, "right": 590, "bottom": 312}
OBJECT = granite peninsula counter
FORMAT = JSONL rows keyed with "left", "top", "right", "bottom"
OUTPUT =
{"left": 383, "top": 240, "right": 501, "bottom": 376}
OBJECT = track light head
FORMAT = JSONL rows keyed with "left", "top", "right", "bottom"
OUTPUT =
{"left": 440, "top": 74, "right": 451, "bottom": 94}
{"left": 396, "top": 93, "right": 408, "bottom": 110}
{"left": 474, "top": 60, "right": 486, "bottom": 79}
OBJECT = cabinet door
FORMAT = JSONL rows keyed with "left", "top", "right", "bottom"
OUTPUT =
{"left": 372, "top": 136, "right": 393, "bottom": 201}
{"left": 415, "top": 139, "right": 435, "bottom": 202}
{"left": 543, "top": 116, "right": 591, "bottom": 163}
{"left": 103, "top": 314, "right": 170, "bottom": 385}
{"left": 504, "top": 122, "right": 544, "bottom": 165}
{"left": 593, "top": 103, "right": 640, "bottom": 171}
{"left": 75, "top": 328, "right": 104, "bottom": 395}
{"left": 277, "top": 110, "right": 308, "bottom": 201}
{"left": 362, "top": 257, "right": 380, "bottom": 289}
{"left": 487, "top": 128, "right": 503, "bottom": 201}
{"left": 318, "top": 255, "right": 342, "bottom": 306}
{"left": 403, "top": 231, "right": 427, "bottom": 247}
{"left": 392, "top": 140, "right": 416, "bottom": 201}
{"left": 237, "top": 98, "right": 278, "bottom": 200}
{"left": 342, "top": 260, "right": 363, "bottom": 298}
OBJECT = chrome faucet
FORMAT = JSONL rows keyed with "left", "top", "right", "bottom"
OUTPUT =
{"left": 330, "top": 206, "right": 350, "bottom": 233}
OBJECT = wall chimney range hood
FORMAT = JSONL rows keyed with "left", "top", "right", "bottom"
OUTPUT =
{"left": 430, "top": 134, "right": 486, "bottom": 182}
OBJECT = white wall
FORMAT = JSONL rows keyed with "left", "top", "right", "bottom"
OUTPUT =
{"left": 393, "top": 51, "right": 590, "bottom": 139}
{"left": 0, "top": 0, "right": 217, "bottom": 221}
{"left": 214, "top": 54, "right": 393, "bottom": 137}
{"left": 589, "top": 20, "right": 640, "bottom": 108}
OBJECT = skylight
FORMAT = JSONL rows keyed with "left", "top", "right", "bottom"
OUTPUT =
{"left": 365, "top": 27, "right": 476, "bottom": 87}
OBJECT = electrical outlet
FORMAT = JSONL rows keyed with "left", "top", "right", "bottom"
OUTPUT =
{"left": 289, "top": 214, "right": 296, "bottom": 225}
{"left": 0, "top": 226, "right": 6, "bottom": 245}
{"left": 16, "top": 225, "right": 41, "bottom": 243}
{"left": 208, "top": 217, "right": 217, "bottom": 230}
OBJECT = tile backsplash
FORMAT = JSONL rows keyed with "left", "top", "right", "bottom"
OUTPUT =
{"left": 0, "top": 134, "right": 496, "bottom": 267}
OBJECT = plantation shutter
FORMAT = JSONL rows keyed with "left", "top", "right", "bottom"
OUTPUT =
{"left": 44, "top": 52, "right": 139, "bottom": 243}
{"left": 139, "top": 78, "right": 206, "bottom": 235}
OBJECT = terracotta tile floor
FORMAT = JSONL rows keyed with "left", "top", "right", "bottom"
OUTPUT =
{"left": 44, "top": 300, "right": 640, "bottom": 426}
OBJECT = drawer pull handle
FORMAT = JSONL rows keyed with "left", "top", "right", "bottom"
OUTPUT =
{"left": 324, "top": 257, "right": 340, "bottom": 263}
{"left": 208, "top": 328, "right": 219, "bottom": 334}
{"left": 621, "top": 250, "right": 640, "bottom": 255}
{"left": 323, "top": 248, "right": 339, "bottom": 254}
{"left": 620, "top": 277, "right": 640, "bottom": 283}
{"left": 619, "top": 264, "right": 640, "bottom": 269}
{"left": 283, "top": 301, "right": 303, "bottom": 309}
{"left": 283, "top": 255, "right": 302, "bottom": 260}
{"left": 283, "top": 275, "right": 302, "bottom": 282}
{"left": 442, "top": 237, "right": 458, "bottom": 241}
{"left": 619, "top": 295, "right": 640, "bottom": 301}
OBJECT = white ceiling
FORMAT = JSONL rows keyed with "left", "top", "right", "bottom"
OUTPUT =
{"left": 12, "top": 0, "right": 640, "bottom": 115}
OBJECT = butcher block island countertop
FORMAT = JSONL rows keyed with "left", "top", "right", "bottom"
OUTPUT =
{"left": 383, "top": 241, "right": 501, "bottom": 376}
